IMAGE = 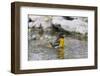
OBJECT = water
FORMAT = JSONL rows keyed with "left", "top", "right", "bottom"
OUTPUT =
{"left": 28, "top": 36, "right": 88, "bottom": 61}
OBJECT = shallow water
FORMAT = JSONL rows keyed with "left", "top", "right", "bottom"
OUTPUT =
{"left": 28, "top": 36, "right": 88, "bottom": 61}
